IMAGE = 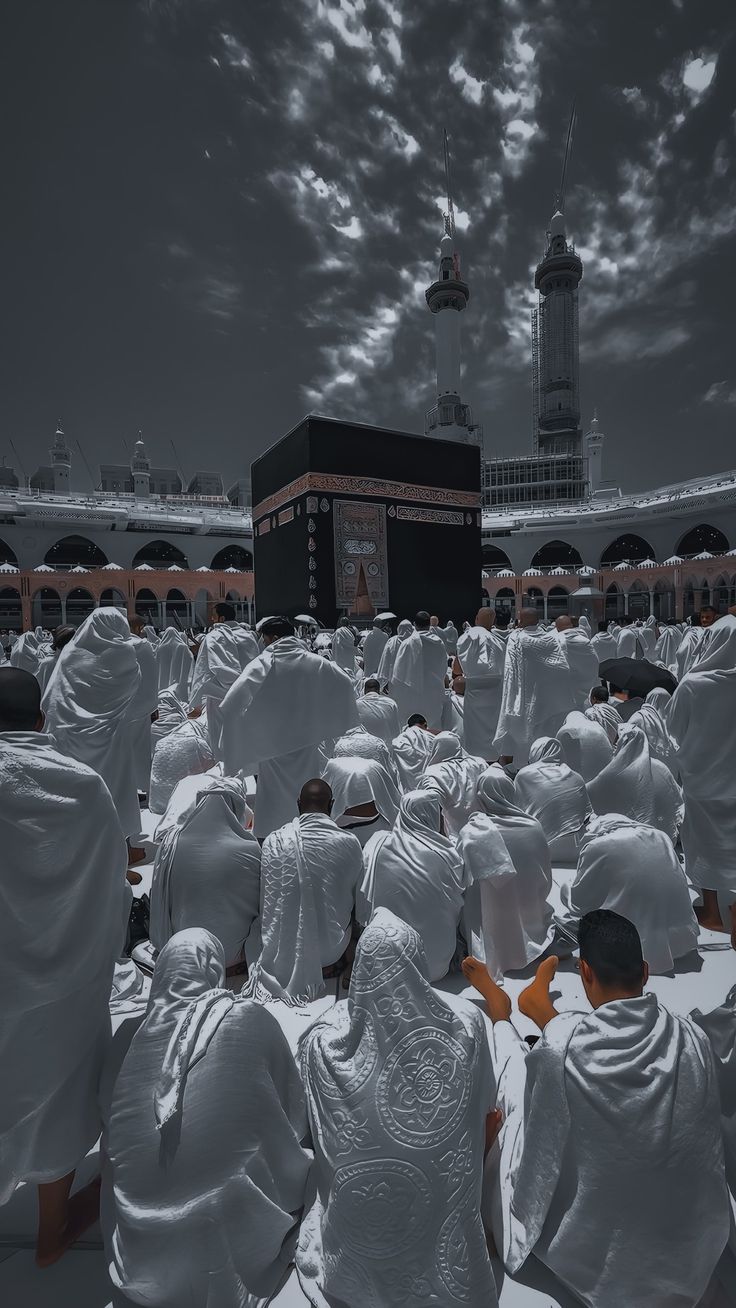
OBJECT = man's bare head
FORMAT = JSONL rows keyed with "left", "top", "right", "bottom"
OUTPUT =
{"left": 129, "top": 615, "right": 144, "bottom": 636}
{"left": 475, "top": 608, "right": 494, "bottom": 630}
{"left": 0, "top": 667, "right": 43, "bottom": 732}
{"left": 429, "top": 615, "right": 440, "bottom": 627}
{"left": 519, "top": 608, "right": 539, "bottom": 629}
{"left": 298, "top": 778, "right": 333, "bottom": 815}
{"left": 555, "top": 615, "right": 573, "bottom": 631}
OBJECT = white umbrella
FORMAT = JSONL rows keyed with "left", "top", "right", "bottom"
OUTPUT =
{"left": 374, "top": 611, "right": 397, "bottom": 621}
{"left": 294, "top": 613, "right": 318, "bottom": 626}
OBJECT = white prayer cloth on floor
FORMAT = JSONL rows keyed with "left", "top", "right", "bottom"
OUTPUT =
{"left": 150, "top": 780, "right": 261, "bottom": 968}
{"left": 460, "top": 766, "right": 553, "bottom": 977}
{"left": 359, "top": 791, "right": 467, "bottom": 981}
{"left": 584, "top": 701, "right": 620, "bottom": 744}
{"left": 590, "top": 630, "right": 619, "bottom": 661}
{"left": 392, "top": 722, "right": 435, "bottom": 791}
{"left": 154, "top": 627, "right": 194, "bottom": 700}
{"left": 361, "top": 623, "right": 388, "bottom": 676}
{"left": 148, "top": 719, "right": 215, "bottom": 815}
{"left": 692, "top": 985, "right": 736, "bottom": 1194}
{"left": 296, "top": 909, "right": 498, "bottom": 1308}
{"left": 556, "top": 709, "right": 614, "bottom": 782}
{"left": 245, "top": 814, "right": 363, "bottom": 1004}
{"left": 587, "top": 724, "right": 683, "bottom": 842}
{"left": 392, "top": 627, "right": 449, "bottom": 729}
{"left": 667, "top": 615, "right": 736, "bottom": 894}
{"left": 416, "top": 731, "right": 486, "bottom": 839}
{"left": 560, "top": 814, "right": 699, "bottom": 973}
{"left": 556, "top": 627, "right": 599, "bottom": 709}
{"left": 42, "top": 608, "right": 142, "bottom": 838}
{"left": 0, "top": 731, "right": 127, "bottom": 1203}
{"left": 514, "top": 737, "right": 591, "bottom": 843}
{"left": 322, "top": 755, "right": 401, "bottom": 842}
{"left": 656, "top": 624, "right": 682, "bottom": 675}
{"left": 629, "top": 691, "right": 679, "bottom": 778}
{"left": 356, "top": 690, "right": 400, "bottom": 745}
{"left": 331, "top": 624, "right": 359, "bottom": 673}
{"left": 493, "top": 625, "right": 575, "bottom": 764}
{"left": 456, "top": 624, "right": 506, "bottom": 758}
{"left": 486, "top": 998, "right": 729, "bottom": 1307}
{"left": 103, "top": 930, "right": 311, "bottom": 1308}
{"left": 220, "top": 636, "right": 358, "bottom": 838}
{"left": 376, "top": 618, "right": 412, "bottom": 687}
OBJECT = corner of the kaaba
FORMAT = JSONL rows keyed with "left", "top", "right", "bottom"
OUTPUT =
{"left": 251, "top": 414, "right": 482, "bottom": 627}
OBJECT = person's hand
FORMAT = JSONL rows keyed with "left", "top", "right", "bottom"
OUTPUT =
{"left": 188, "top": 706, "right": 203, "bottom": 719}
{"left": 485, "top": 1107, "right": 503, "bottom": 1156}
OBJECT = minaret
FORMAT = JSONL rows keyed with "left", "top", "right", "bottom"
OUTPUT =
{"left": 424, "top": 131, "right": 482, "bottom": 447}
{"left": 585, "top": 408, "right": 605, "bottom": 494}
{"left": 131, "top": 432, "right": 151, "bottom": 498}
{"left": 51, "top": 419, "right": 71, "bottom": 495}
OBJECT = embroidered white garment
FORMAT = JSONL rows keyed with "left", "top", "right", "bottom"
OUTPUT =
{"left": 333, "top": 726, "right": 399, "bottom": 786}
{"left": 296, "top": 909, "right": 497, "bottom": 1308}
{"left": 356, "top": 691, "right": 400, "bottom": 745}
{"left": 556, "top": 709, "right": 613, "bottom": 782}
{"left": 391, "top": 627, "right": 449, "bottom": 729}
{"left": 486, "top": 997, "right": 729, "bottom": 1307}
{"left": 42, "top": 608, "right": 142, "bottom": 837}
{"left": 155, "top": 627, "right": 194, "bottom": 700}
{"left": 584, "top": 701, "right": 620, "bottom": 745}
{"left": 555, "top": 626, "right": 599, "bottom": 709}
{"left": 560, "top": 814, "right": 699, "bottom": 973}
{"left": 493, "top": 624, "right": 575, "bottom": 764}
{"left": 416, "top": 731, "right": 486, "bottom": 839}
{"left": 103, "top": 929, "right": 312, "bottom": 1308}
{"left": 455, "top": 625, "right": 506, "bottom": 758}
{"left": 148, "top": 719, "right": 215, "bottom": 815}
{"left": 587, "top": 724, "right": 683, "bottom": 841}
{"left": 392, "top": 723, "right": 435, "bottom": 791}
{"left": 514, "top": 736, "right": 591, "bottom": 843}
{"left": 150, "top": 780, "right": 261, "bottom": 967}
{"left": 377, "top": 618, "right": 413, "bottom": 686}
{"left": 359, "top": 791, "right": 467, "bottom": 981}
{"left": 0, "top": 731, "right": 127, "bottom": 1203}
{"left": 244, "top": 814, "right": 363, "bottom": 1004}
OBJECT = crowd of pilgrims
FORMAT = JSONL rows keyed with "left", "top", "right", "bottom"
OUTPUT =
{"left": 2, "top": 598, "right": 736, "bottom": 1307}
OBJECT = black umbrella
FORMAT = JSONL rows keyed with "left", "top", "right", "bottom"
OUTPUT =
{"left": 599, "top": 657, "right": 678, "bottom": 696}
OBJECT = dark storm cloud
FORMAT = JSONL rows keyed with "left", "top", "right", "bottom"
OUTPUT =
{"left": 1, "top": 0, "right": 735, "bottom": 492}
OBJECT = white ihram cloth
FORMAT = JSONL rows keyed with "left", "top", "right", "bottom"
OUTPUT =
{"left": 590, "top": 630, "right": 619, "bottom": 661}
{"left": 189, "top": 623, "right": 259, "bottom": 755}
{"left": 376, "top": 618, "right": 412, "bottom": 686}
{"left": 359, "top": 791, "right": 466, "bottom": 981}
{"left": 616, "top": 624, "right": 646, "bottom": 658}
{"left": 245, "top": 814, "right": 363, "bottom": 1004}
{"left": 42, "top": 608, "right": 142, "bottom": 838}
{"left": 0, "top": 731, "right": 127, "bottom": 1202}
{"left": 493, "top": 624, "right": 575, "bottom": 764}
{"left": 587, "top": 724, "right": 683, "bottom": 842}
{"left": 640, "top": 615, "right": 658, "bottom": 657}
{"left": 296, "top": 910, "right": 497, "bottom": 1308}
{"left": 416, "top": 731, "right": 486, "bottom": 839}
{"left": 692, "top": 985, "right": 736, "bottom": 1193}
{"left": 486, "top": 997, "right": 729, "bottom": 1306}
{"left": 392, "top": 627, "right": 449, "bottom": 729}
{"left": 9, "top": 627, "right": 46, "bottom": 673}
{"left": 629, "top": 691, "right": 679, "bottom": 778}
{"left": 220, "top": 636, "right": 358, "bottom": 838}
{"left": 103, "top": 930, "right": 311, "bottom": 1308}
{"left": 556, "top": 626, "right": 599, "bottom": 709}
{"left": 556, "top": 709, "right": 613, "bottom": 781}
{"left": 655, "top": 624, "right": 682, "bottom": 675}
{"left": 333, "top": 726, "right": 399, "bottom": 790}
{"left": 676, "top": 625, "right": 705, "bottom": 678}
{"left": 392, "top": 723, "right": 435, "bottom": 791}
{"left": 356, "top": 690, "right": 400, "bottom": 745}
{"left": 455, "top": 624, "right": 506, "bottom": 758}
{"left": 584, "top": 701, "right": 620, "bottom": 745}
{"left": 35, "top": 650, "right": 58, "bottom": 694}
{"left": 514, "top": 737, "right": 591, "bottom": 843}
{"left": 150, "top": 781, "right": 261, "bottom": 968}
{"left": 460, "top": 767, "right": 553, "bottom": 979}
{"left": 142, "top": 624, "right": 159, "bottom": 648}
{"left": 361, "top": 623, "right": 388, "bottom": 676}
{"left": 560, "top": 814, "right": 699, "bottom": 973}
{"left": 153, "top": 768, "right": 249, "bottom": 842}
{"left": 129, "top": 633, "right": 159, "bottom": 793}
{"left": 441, "top": 619, "right": 459, "bottom": 653}
{"left": 331, "top": 624, "right": 359, "bottom": 673}
{"left": 667, "top": 615, "right": 736, "bottom": 894}
{"left": 321, "top": 755, "right": 401, "bottom": 847}
{"left": 149, "top": 719, "right": 215, "bottom": 815}
{"left": 155, "top": 627, "right": 193, "bottom": 700}
{"left": 150, "top": 688, "right": 187, "bottom": 753}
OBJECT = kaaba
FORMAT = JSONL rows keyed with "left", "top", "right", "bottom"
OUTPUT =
{"left": 251, "top": 415, "right": 482, "bottom": 626}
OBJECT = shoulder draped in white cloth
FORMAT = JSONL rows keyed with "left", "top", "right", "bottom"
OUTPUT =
{"left": 321, "top": 755, "right": 401, "bottom": 844}
{"left": 377, "top": 618, "right": 412, "bottom": 687}
{"left": 0, "top": 731, "right": 127, "bottom": 1203}
{"left": 560, "top": 814, "right": 698, "bottom": 972}
{"left": 584, "top": 700, "right": 620, "bottom": 745}
{"left": 9, "top": 628, "right": 46, "bottom": 673}
{"left": 104, "top": 929, "right": 311, "bottom": 1308}
{"left": 590, "top": 629, "right": 619, "bottom": 661}
{"left": 456, "top": 625, "right": 506, "bottom": 759}
{"left": 493, "top": 625, "right": 575, "bottom": 764}
{"left": 356, "top": 690, "right": 400, "bottom": 745}
{"left": 556, "top": 709, "right": 613, "bottom": 782}
{"left": 359, "top": 790, "right": 466, "bottom": 981}
{"left": 628, "top": 691, "right": 678, "bottom": 777}
{"left": 331, "top": 624, "right": 359, "bottom": 673}
{"left": 692, "top": 983, "right": 736, "bottom": 1193}
{"left": 655, "top": 624, "right": 681, "bottom": 675}
{"left": 129, "top": 631, "right": 159, "bottom": 792}
{"left": 416, "top": 730, "right": 486, "bottom": 838}
{"left": 296, "top": 909, "right": 497, "bottom": 1308}
{"left": 514, "top": 736, "right": 591, "bottom": 843}
{"left": 587, "top": 724, "right": 683, "bottom": 841}
{"left": 155, "top": 627, "right": 194, "bottom": 700}
{"left": 555, "top": 626, "right": 599, "bottom": 709}
{"left": 391, "top": 627, "right": 449, "bottom": 730}
{"left": 361, "top": 622, "right": 388, "bottom": 677}
{"left": 392, "top": 722, "right": 435, "bottom": 791}
{"left": 42, "top": 608, "right": 142, "bottom": 837}
{"left": 148, "top": 718, "right": 215, "bottom": 815}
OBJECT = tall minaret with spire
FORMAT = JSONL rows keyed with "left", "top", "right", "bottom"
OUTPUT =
{"left": 584, "top": 408, "right": 605, "bottom": 494}
{"left": 51, "top": 419, "right": 71, "bottom": 495}
{"left": 531, "top": 105, "right": 583, "bottom": 459}
{"left": 131, "top": 432, "right": 151, "bottom": 498}
{"left": 424, "top": 130, "right": 482, "bottom": 447}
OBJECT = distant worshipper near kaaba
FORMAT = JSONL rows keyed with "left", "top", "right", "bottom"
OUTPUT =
{"left": 361, "top": 615, "right": 390, "bottom": 678}
{"left": 376, "top": 616, "right": 413, "bottom": 687}
{"left": 493, "top": 607, "right": 576, "bottom": 767}
{"left": 356, "top": 676, "right": 400, "bottom": 745}
{"left": 390, "top": 609, "right": 449, "bottom": 729}
{"left": 455, "top": 607, "right": 506, "bottom": 761}
{"left": 463, "top": 909, "right": 730, "bottom": 1308}
{"left": 0, "top": 667, "right": 128, "bottom": 1267}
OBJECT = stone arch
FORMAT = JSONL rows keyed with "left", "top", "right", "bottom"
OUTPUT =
{"left": 99, "top": 587, "right": 127, "bottom": 611}
{"left": 32, "top": 587, "right": 63, "bottom": 628}
{"left": 132, "top": 540, "right": 189, "bottom": 568}
{"left": 524, "top": 585, "right": 544, "bottom": 615}
{"left": 547, "top": 584, "right": 570, "bottom": 619}
{"left": 600, "top": 534, "right": 655, "bottom": 567}
{"left": 653, "top": 578, "right": 675, "bottom": 622}
{"left": 481, "top": 543, "right": 513, "bottom": 570}
{"left": 711, "top": 575, "right": 729, "bottom": 612}
{"left": 676, "top": 523, "right": 730, "bottom": 557}
{"left": 44, "top": 535, "right": 108, "bottom": 569}
{"left": 0, "top": 537, "right": 18, "bottom": 567}
{"left": 493, "top": 587, "right": 515, "bottom": 615}
{"left": 604, "top": 583, "right": 622, "bottom": 621}
{"left": 0, "top": 586, "right": 22, "bottom": 629}
{"left": 210, "top": 544, "right": 253, "bottom": 570}
{"left": 66, "top": 588, "right": 95, "bottom": 625}
{"left": 530, "top": 540, "right": 583, "bottom": 569}
{"left": 165, "top": 588, "right": 189, "bottom": 628}
{"left": 627, "top": 579, "right": 649, "bottom": 618}
{"left": 135, "top": 588, "right": 159, "bottom": 622}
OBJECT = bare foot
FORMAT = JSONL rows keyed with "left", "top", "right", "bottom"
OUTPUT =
{"left": 518, "top": 956, "right": 559, "bottom": 1030}
{"left": 127, "top": 845, "right": 147, "bottom": 866}
{"left": 64, "top": 1177, "right": 101, "bottom": 1247}
{"left": 461, "top": 957, "right": 512, "bottom": 1023}
{"left": 694, "top": 903, "right": 729, "bottom": 934}
{"left": 126, "top": 869, "right": 143, "bottom": 886}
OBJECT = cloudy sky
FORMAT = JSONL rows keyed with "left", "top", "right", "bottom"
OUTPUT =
{"left": 2, "top": 0, "right": 734, "bottom": 493}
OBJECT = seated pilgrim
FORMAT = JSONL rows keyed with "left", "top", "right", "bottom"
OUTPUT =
{"left": 296, "top": 909, "right": 499, "bottom": 1308}
{"left": 359, "top": 790, "right": 467, "bottom": 982}
{"left": 321, "top": 754, "right": 400, "bottom": 847}
{"left": 415, "top": 729, "right": 486, "bottom": 839}
{"left": 692, "top": 906, "right": 736, "bottom": 1196}
{"left": 35, "top": 624, "right": 75, "bottom": 695}
{"left": 558, "top": 814, "right": 699, "bottom": 973}
{"left": 628, "top": 686, "right": 679, "bottom": 778}
{"left": 458, "top": 766, "right": 554, "bottom": 980}
{"left": 584, "top": 684, "right": 620, "bottom": 745}
{"left": 356, "top": 676, "right": 401, "bottom": 746}
{"left": 556, "top": 708, "right": 613, "bottom": 782}
{"left": 147, "top": 777, "right": 261, "bottom": 978}
{"left": 587, "top": 724, "right": 683, "bottom": 843}
{"left": 148, "top": 715, "right": 215, "bottom": 815}
{"left": 0, "top": 667, "right": 128, "bottom": 1268}
{"left": 243, "top": 780, "right": 363, "bottom": 1003}
{"left": 392, "top": 713, "right": 435, "bottom": 790}
{"left": 514, "top": 735, "right": 591, "bottom": 860}
{"left": 332, "top": 723, "right": 399, "bottom": 787}
{"left": 102, "top": 929, "right": 312, "bottom": 1308}
{"left": 463, "top": 910, "right": 730, "bottom": 1308}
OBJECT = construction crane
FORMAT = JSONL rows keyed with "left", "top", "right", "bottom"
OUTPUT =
{"left": 555, "top": 100, "right": 577, "bottom": 215}
{"left": 443, "top": 127, "right": 456, "bottom": 240}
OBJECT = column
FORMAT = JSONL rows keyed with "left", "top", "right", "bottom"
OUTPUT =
{"left": 60, "top": 597, "right": 67, "bottom": 623}
{"left": 542, "top": 592, "right": 548, "bottom": 621}
{"left": 159, "top": 600, "right": 166, "bottom": 628}
{"left": 623, "top": 591, "right": 629, "bottom": 616}
{"left": 648, "top": 589, "right": 654, "bottom": 616}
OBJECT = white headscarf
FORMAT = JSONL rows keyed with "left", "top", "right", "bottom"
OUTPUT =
{"left": 416, "top": 730, "right": 486, "bottom": 838}
{"left": 321, "top": 755, "right": 400, "bottom": 826}
{"left": 587, "top": 725, "right": 683, "bottom": 839}
{"left": 556, "top": 709, "right": 613, "bottom": 782}
{"left": 155, "top": 627, "right": 194, "bottom": 700}
{"left": 629, "top": 690, "right": 678, "bottom": 777}
{"left": 376, "top": 618, "right": 413, "bottom": 686}
{"left": 392, "top": 722, "right": 435, "bottom": 791}
{"left": 578, "top": 615, "right": 592, "bottom": 636}
{"left": 333, "top": 725, "right": 398, "bottom": 784}
{"left": 356, "top": 690, "right": 400, "bottom": 745}
{"left": 148, "top": 719, "right": 215, "bottom": 815}
{"left": 584, "top": 700, "right": 620, "bottom": 745}
{"left": 515, "top": 737, "right": 591, "bottom": 842}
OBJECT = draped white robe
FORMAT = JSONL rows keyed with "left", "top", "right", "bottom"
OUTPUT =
{"left": 391, "top": 627, "right": 449, "bottom": 729}
{"left": 556, "top": 626, "right": 599, "bottom": 709}
{"left": 362, "top": 624, "right": 388, "bottom": 677}
{"left": 655, "top": 624, "right": 683, "bottom": 675}
{"left": 321, "top": 755, "right": 401, "bottom": 847}
{"left": 356, "top": 690, "right": 400, "bottom": 746}
{"left": 392, "top": 722, "right": 435, "bottom": 791}
{"left": 514, "top": 737, "right": 591, "bottom": 844}
{"left": 587, "top": 724, "right": 683, "bottom": 842}
{"left": 493, "top": 625, "right": 576, "bottom": 764}
{"left": 590, "top": 630, "right": 619, "bottom": 662}
{"left": 188, "top": 623, "right": 259, "bottom": 755}
{"left": 416, "top": 731, "right": 486, "bottom": 839}
{"left": 456, "top": 624, "right": 506, "bottom": 759}
{"left": 584, "top": 701, "right": 620, "bottom": 745}
{"left": 155, "top": 627, "right": 194, "bottom": 700}
{"left": 556, "top": 709, "right": 613, "bottom": 782}
{"left": 377, "top": 619, "right": 412, "bottom": 687}
{"left": 129, "top": 633, "right": 159, "bottom": 793}
{"left": 331, "top": 625, "right": 359, "bottom": 674}
{"left": 148, "top": 720, "right": 215, "bottom": 815}
{"left": 692, "top": 985, "right": 736, "bottom": 1194}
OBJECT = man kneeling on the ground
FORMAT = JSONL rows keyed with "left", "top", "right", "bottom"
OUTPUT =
{"left": 463, "top": 909, "right": 729, "bottom": 1308}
